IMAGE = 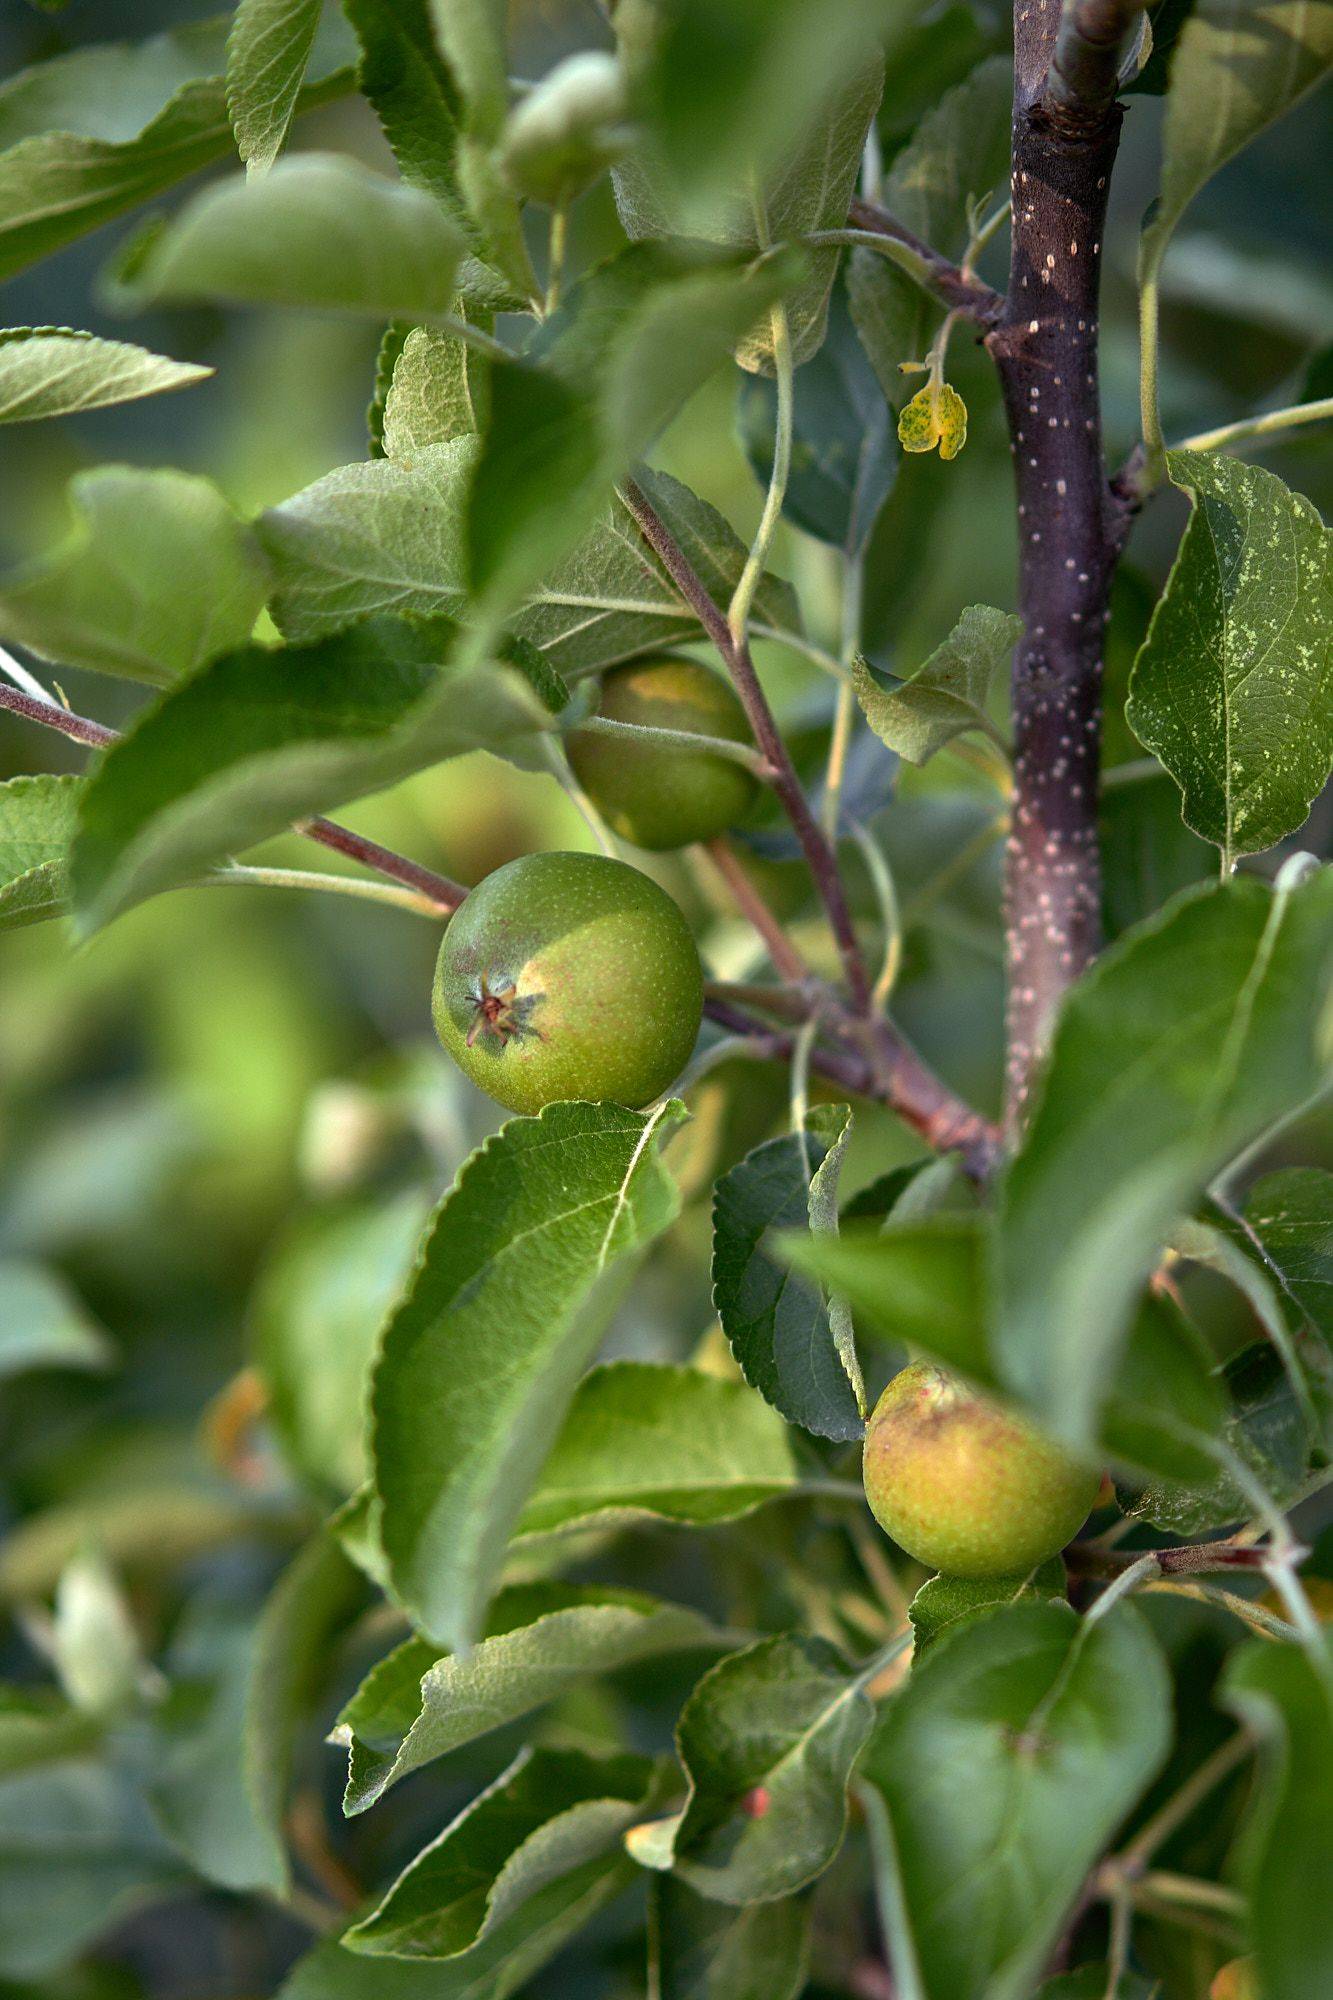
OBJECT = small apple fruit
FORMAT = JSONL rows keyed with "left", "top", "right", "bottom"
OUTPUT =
{"left": 862, "top": 1360, "right": 1099, "bottom": 1577}
{"left": 1210, "top": 1959, "right": 1258, "bottom": 2000}
{"left": 433, "top": 850, "right": 702, "bottom": 1114}
{"left": 567, "top": 657, "right": 758, "bottom": 851}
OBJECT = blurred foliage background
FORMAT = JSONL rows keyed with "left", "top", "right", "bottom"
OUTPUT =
{"left": 0, "top": 2, "right": 1328, "bottom": 1994}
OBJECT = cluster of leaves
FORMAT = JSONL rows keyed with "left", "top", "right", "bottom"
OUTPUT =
{"left": 0, "top": 2, "right": 1330, "bottom": 1999}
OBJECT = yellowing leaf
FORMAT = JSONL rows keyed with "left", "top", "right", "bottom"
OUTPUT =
{"left": 897, "top": 379, "right": 968, "bottom": 458}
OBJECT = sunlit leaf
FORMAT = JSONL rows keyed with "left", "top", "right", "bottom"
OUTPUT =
{"left": 0, "top": 328, "right": 209, "bottom": 424}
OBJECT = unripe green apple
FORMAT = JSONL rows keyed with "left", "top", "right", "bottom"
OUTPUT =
{"left": 567, "top": 658, "right": 759, "bottom": 851}
{"left": 1211, "top": 1959, "right": 1258, "bottom": 2000}
{"left": 862, "top": 1361, "right": 1099, "bottom": 1578}
{"left": 433, "top": 851, "right": 702, "bottom": 1114}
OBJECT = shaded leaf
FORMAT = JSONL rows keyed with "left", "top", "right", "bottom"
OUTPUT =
{"left": 994, "top": 871, "right": 1333, "bottom": 1450}
{"left": 616, "top": 50, "right": 882, "bottom": 368}
{"left": 0, "top": 1755, "right": 181, "bottom": 1979}
{"left": 372, "top": 1099, "right": 687, "bottom": 1650}
{"left": 862, "top": 1602, "right": 1171, "bottom": 2000}
{"left": 847, "top": 57, "right": 1012, "bottom": 398}
{"left": 1126, "top": 1339, "right": 1319, "bottom": 1534}
{"left": 343, "top": 0, "right": 464, "bottom": 218}
{"left": 68, "top": 618, "right": 555, "bottom": 933}
{"left": 0, "top": 1259, "right": 111, "bottom": 1380}
{"left": 115, "top": 153, "right": 464, "bottom": 318}
{"left": 854, "top": 605, "right": 1019, "bottom": 765}
{"left": 252, "top": 1188, "right": 433, "bottom": 1496}
{"left": 1126, "top": 451, "right": 1333, "bottom": 867}
{"left": 0, "top": 467, "right": 269, "bottom": 686}
{"left": 1222, "top": 1635, "right": 1333, "bottom": 2000}
{"left": 0, "top": 327, "right": 209, "bottom": 424}
{"left": 1140, "top": 0, "right": 1333, "bottom": 286}
{"left": 517, "top": 1361, "right": 801, "bottom": 1538}
{"left": 649, "top": 1876, "right": 811, "bottom": 2000}
{"left": 338, "top": 1582, "right": 726, "bottom": 1815}
{"left": 1100, "top": 764, "right": 1215, "bottom": 938}
{"left": 713, "top": 1107, "right": 865, "bottom": 1442}
{"left": 1245, "top": 1166, "right": 1333, "bottom": 1342}
{"left": 345, "top": 1745, "right": 659, "bottom": 1961}
{"left": 737, "top": 279, "right": 894, "bottom": 553}
{"left": 0, "top": 774, "right": 80, "bottom": 932}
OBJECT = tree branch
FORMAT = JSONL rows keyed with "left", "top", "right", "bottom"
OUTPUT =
{"left": 1043, "top": 0, "right": 1148, "bottom": 138}
{"left": 846, "top": 197, "right": 1005, "bottom": 325}
{"left": 985, "top": 5, "right": 1127, "bottom": 1131}
{"left": 0, "top": 682, "right": 466, "bottom": 914}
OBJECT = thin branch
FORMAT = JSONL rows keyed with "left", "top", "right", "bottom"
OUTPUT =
{"left": 846, "top": 198, "right": 1005, "bottom": 325}
{"left": 702, "top": 835, "right": 812, "bottom": 984}
{"left": 1177, "top": 394, "right": 1333, "bottom": 458}
{"left": 0, "top": 682, "right": 466, "bottom": 914}
{"left": 1042, "top": 0, "right": 1149, "bottom": 136}
{"left": 620, "top": 475, "right": 871, "bottom": 1008}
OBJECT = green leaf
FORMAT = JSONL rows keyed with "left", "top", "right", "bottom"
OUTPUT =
{"left": 115, "top": 153, "right": 465, "bottom": 318}
{"left": 466, "top": 245, "right": 798, "bottom": 629}
{"left": 0, "top": 1691, "right": 102, "bottom": 1781}
{"left": 0, "top": 467, "right": 270, "bottom": 686}
{"left": 343, "top": 0, "right": 464, "bottom": 218}
{"left": 656, "top": 1633, "right": 875, "bottom": 1905}
{"left": 1140, "top": 0, "right": 1333, "bottom": 287}
{"left": 623, "top": 0, "right": 891, "bottom": 244}
{"left": 372, "top": 1099, "right": 687, "bottom": 1650}
{"left": 1036, "top": 1970, "right": 1158, "bottom": 1999}
{"left": 517, "top": 1361, "right": 801, "bottom": 1537}
{"left": 68, "top": 618, "right": 554, "bottom": 933}
{"left": 151, "top": 1533, "right": 363, "bottom": 1896}
{"left": 847, "top": 57, "right": 1012, "bottom": 397}
{"left": 1126, "top": 452, "right": 1333, "bottom": 867}
{"left": 737, "top": 279, "right": 894, "bottom": 554}
{"left": 994, "top": 870, "right": 1333, "bottom": 1450}
{"left": 615, "top": 49, "right": 883, "bottom": 367}
{"left": 854, "top": 605, "right": 1020, "bottom": 766}
{"left": 259, "top": 440, "right": 474, "bottom": 641}
{"left": 0, "top": 1260, "right": 111, "bottom": 1380}
{"left": 280, "top": 1931, "right": 469, "bottom": 1997}
{"left": 1245, "top": 1167, "right": 1333, "bottom": 1341}
{"left": 226, "top": 0, "right": 322, "bottom": 174}
{"left": 649, "top": 1877, "right": 811, "bottom": 2000}
{"left": 0, "top": 1755, "right": 181, "bottom": 1979}
{"left": 1126, "top": 1339, "right": 1318, "bottom": 1534}
{"left": 0, "top": 18, "right": 354, "bottom": 282}
{"left": 712, "top": 1107, "right": 866, "bottom": 1442}
{"left": 0, "top": 774, "right": 80, "bottom": 932}
{"left": 515, "top": 467, "right": 800, "bottom": 683}
{"left": 345, "top": 1744, "right": 659, "bottom": 1961}
{"left": 1100, "top": 764, "right": 1215, "bottom": 939}
{"left": 861, "top": 1602, "right": 1171, "bottom": 2000}
{"left": 1222, "top": 1635, "right": 1333, "bottom": 2000}
{"left": 0, "top": 327, "right": 210, "bottom": 424}
{"left": 242, "top": 1533, "right": 367, "bottom": 1885}
{"left": 252, "top": 1188, "right": 433, "bottom": 1495}
{"left": 908, "top": 1559, "right": 1067, "bottom": 1660}
{"left": 780, "top": 1216, "right": 993, "bottom": 1384}
{"left": 382, "top": 323, "right": 488, "bottom": 457}
{"left": 338, "top": 1582, "right": 726, "bottom": 1815}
